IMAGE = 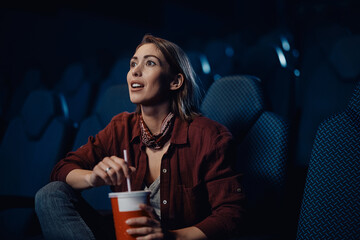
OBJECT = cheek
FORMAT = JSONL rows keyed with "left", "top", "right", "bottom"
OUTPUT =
{"left": 159, "top": 73, "right": 172, "bottom": 89}
{"left": 148, "top": 73, "right": 166, "bottom": 88}
{"left": 126, "top": 71, "right": 131, "bottom": 83}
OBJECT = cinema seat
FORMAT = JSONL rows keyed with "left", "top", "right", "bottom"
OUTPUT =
{"left": 296, "top": 83, "right": 360, "bottom": 239}
{"left": 201, "top": 75, "right": 289, "bottom": 239}
{"left": 0, "top": 89, "right": 72, "bottom": 239}
{"left": 72, "top": 84, "right": 135, "bottom": 210}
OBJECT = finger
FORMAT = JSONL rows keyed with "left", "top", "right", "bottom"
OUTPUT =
{"left": 102, "top": 157, "right": 124, "bottom": 185}
{"left": 92, "top": 164, "right": 112, "bottom": 186}
{"left": 129, "top": 166, "right": 136, "bottom": 173}
{"left": 139, "top": 233, "right": 164, "bottom": 240}
{"left": 97, "top": 161, "right": 116, "bottom": 185}
{"left": 111, "top": 156, "right": 136, "bottom": 177}
{"left": 126, "top": 226, "right": 153, "bottom": 235}
{"left": 139, "top": 204, "right": 158, "bottom": 220}
{"left": 89, "top": 168, "right": 106, "bottom": 187}
{"left": 110, "top": 155, "right": 133, "bottom": 178}
{"left": 134, "top": 233, "right": 164, "bottom": 240}
{"left": 101, "top": 158, "right": 118, "bottom": 185}
{"left": 126, "top": 216, "right": 160, "bottom": 228}
{"left": 126, "top": 228, "right": 163, "bottom": 239}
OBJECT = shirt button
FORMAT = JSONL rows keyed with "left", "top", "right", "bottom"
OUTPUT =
{"left": 163, "top": 200, "right": 168, "bottom": 205}
{"left": 162, "top": 168, "right": 167, "bottom": 173}
{"left": 236, "top": 187, "right": 242, "bottom": 193}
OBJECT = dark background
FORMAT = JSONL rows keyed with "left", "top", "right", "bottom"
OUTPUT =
{"left": 1, "top": 0, "right": 358, "bottom": 88}
{"left": 0, "top": 0, "right": 359, "bottom": 239}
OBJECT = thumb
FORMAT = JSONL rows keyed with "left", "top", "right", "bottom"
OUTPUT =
{"left": 139, "top": 204, "right": 158, "bottom": 220}
{"left": 129, "top": 166, "right": 136, "bottom": 173}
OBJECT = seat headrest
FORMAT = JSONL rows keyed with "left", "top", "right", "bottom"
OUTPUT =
{"left": 201, "top": 75, "right": 264, "bottom": 138}
{"left": 95, "top": 84, "right": 135, "bottom": 126}
{"left": 204, "top": 40, "right": 234, "bottom": 77}
{"left": 107, "top": 57, "right": 130, "bottom": 85}
{"left": 348, "top": 83, "right": 360, "bottom": 115}
{"left": 330, "top": 35, "right": 360, "bottom": 81}
{"left": 20, "top": 90, "right": 55, "bottom": 139}
{"left": 56, "top": 63, "right": 84, "bottom": 93}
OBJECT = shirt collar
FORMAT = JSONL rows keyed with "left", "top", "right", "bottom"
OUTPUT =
{"left": 130, "top": 113, "right": 141, "bottom": 144}
{"left": 170, "top": 116, "right": 189, "bottom": 145}
{"left": 130, "top": 113, "right": 189, "bottom": 146}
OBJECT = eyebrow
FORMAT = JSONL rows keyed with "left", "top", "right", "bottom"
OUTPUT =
{"left": 131, "top": 55, "right": 163, "bottom": 65}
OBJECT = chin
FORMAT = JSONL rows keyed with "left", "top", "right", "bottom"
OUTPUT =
{"left": 129, "top": 96, "right": 141, "bottom": 104}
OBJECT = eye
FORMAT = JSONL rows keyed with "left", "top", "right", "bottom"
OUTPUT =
{"left": 130, "top": 61, "right": 137, "bottom": 68}
{"left": 146, "top": 60, "right": 156, "bottom": 66}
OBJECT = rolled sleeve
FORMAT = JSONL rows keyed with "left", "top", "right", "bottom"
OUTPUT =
{"left": 195, "top": 174, "right": 245, "bottom": 239}
{"left": 194, "top": 128, "right": 245, "bottom": 239}
{"left": 50, "top": 119, "right": 114, "bottom": 182}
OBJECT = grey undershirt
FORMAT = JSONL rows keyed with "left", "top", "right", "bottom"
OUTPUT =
{"left": 144, "top": 177, "right": 161, "bottom": 219}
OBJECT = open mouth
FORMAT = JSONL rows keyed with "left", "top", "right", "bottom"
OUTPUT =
{"left": 131, "top": 83, "right": 144, "bottom": 89}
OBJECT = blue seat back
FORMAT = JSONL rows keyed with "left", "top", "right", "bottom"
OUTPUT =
{"left": 204, "top": 39, "right": 235, "bottom": 80}
{"left": 295, "top": 28, "right": 358, "bottom": 167}
{"left": 95, "top": 84, "right": 135, "bottom": 126}
{"left": 201, "top": 75, "right": 288, "bottom": 237}
{"left": 73, "top": 84, "right": 135, "bottom": 210}
{"left": 201, "top": 75, "right": 263, "bottom": 139}
{"left": 0, "top": 89, "right": 70, "bottom": 239}
{"left": 55, "top": 63, "right": 92, "bottom": 124}
{"left": 97, "top": 56, "right": 130, "bottom": 100}
{"left": 186, "top": 50, "right": 213, "bottom": 93}
{"left": 7, "top": 69, "right": 43, "bottom": 121}
{"left": 297, "top": 83, "right": 360, "bottom": 239}
{"left": 0, "top": 89, "right": 68, "bottom": 196}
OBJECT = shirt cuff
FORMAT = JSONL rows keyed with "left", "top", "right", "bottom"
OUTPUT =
{"left": 50, "top": 163, "right": 82, "bottom": 182}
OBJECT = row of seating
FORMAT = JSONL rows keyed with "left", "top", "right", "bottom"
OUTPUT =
{"left": 0, "top": 83, "right": 135, "bottom": 239}
{"left": 2, "top": 75, "right": 287, "bottom": 239}
{"left": 297, "top": 82, "right": 360, "bottom": 239}
{"left": 295, "top": 24, "right": 360, "bottom": 167}
{"left": 204, "top": 75, "right": 360, "bottom": 239}
{"left": 1, "top": 74, "right": 359, "bottom": 239}
{"left": 0, "top": 28, "right": 298, "bottom": 132}
{"left": 0, "top": 24, "right": 359, "bottom": 239}
{"left": 0, "top": 89, "right": 74, "bottom": 239}
{"left": 202, "top": 75, "right": 289, "bottom": 238}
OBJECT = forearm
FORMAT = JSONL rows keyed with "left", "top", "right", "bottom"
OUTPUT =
{"left": 171, "top": 226, "right": 207, "bottom": 240}
{"left": 65, "top": 169, "right": 93, "bottom": 190}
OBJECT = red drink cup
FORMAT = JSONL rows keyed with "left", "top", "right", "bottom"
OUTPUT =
{"left": 109, "top": 191, "right": 151, "bottom": 240}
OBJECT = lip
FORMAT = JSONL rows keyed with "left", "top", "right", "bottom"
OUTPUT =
{"left": 129, "top": 80, "right": 145, "bottom": 91}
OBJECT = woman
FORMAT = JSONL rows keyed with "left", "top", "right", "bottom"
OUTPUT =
{"left": 35, "top": 35, "right": 245, "bottom": 240}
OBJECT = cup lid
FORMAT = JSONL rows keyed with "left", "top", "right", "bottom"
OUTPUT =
{"left": 108, "top": 190, "right": 151, "bottom": 198}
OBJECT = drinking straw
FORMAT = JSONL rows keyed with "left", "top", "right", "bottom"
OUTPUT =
{"left": 123, "top": 149, "right": 132, "bottom": 192}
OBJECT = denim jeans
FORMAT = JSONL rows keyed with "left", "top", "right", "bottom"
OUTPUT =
{"left": 35, "top": 181, "right": 115, "bottom": 240}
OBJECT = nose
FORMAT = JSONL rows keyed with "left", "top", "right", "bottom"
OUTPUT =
{"left": 131, "top": 63, "right": 142, "bottom": 77}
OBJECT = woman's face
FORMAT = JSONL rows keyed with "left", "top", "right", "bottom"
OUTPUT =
{"left": 127, "top": 43, "right": 172, "bottom": 107}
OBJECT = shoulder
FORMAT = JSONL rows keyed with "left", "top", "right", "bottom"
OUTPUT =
{"left": 190, "top": 115, "right": 230, "bottom": 133}
{"left": 110, "top": 112, "right": 138, "bottom": 125}
{"left": 100, "top": 112, "right": 139, "bottom": 135}
{"left": 189, "top": 115, "right": 232, "bottom": 140}
{"left": 99, "top": 112, "right": 140, "bottom": 146}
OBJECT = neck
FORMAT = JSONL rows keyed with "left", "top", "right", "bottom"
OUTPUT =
{"left": 141, "top": 102, "right": 170, "bottom": 135}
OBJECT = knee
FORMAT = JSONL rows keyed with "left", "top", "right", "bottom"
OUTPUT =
{"left": 35, "top": 181, "right": 74, "bottom": 215}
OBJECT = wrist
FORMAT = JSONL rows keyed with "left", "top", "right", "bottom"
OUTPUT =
{"left": 169, "top": 227, "right": 207, "bottom": 240}
{"left": 85, "top": 171, "right": 94, "bottom": 187}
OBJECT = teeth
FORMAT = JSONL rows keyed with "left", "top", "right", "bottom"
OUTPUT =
{"left": 132, "top": 83, "right": 143, "bottom": 88}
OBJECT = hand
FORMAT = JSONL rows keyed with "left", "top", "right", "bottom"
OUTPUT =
{"left": 125, "top": 204, "right": 165, "bottom": 240}
{"left": 89, "top": 156, "right": 136, "bottom": 187}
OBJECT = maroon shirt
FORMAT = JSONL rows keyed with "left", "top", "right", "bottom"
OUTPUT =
{"left": 51, "top": 112, "right": 245, "bottom": 239}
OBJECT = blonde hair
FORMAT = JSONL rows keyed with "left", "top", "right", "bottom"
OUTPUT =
{"left": 134, "top": 34, "right": 201, "bottom": 122}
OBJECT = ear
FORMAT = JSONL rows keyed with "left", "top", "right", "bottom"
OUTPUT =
{"left": 170, "top": 73, "right": 184, "bottom": 90}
